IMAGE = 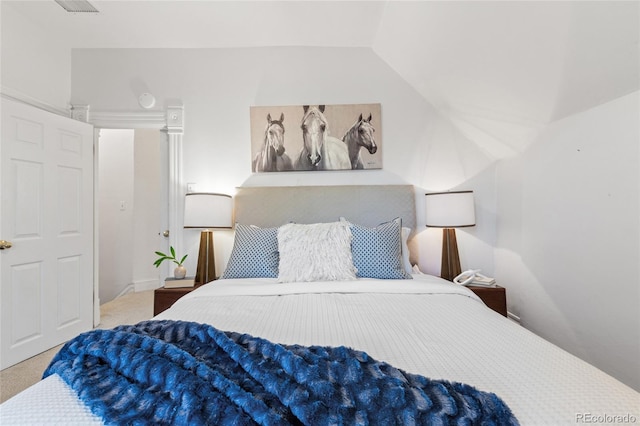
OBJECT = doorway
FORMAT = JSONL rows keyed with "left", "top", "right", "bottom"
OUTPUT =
{"left": 97, "top": 129, "right": 169, "bottom": 305}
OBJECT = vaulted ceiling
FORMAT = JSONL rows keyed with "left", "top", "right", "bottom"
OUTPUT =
{"left": 5, "top": 1, "right": 639, "bottom": 158}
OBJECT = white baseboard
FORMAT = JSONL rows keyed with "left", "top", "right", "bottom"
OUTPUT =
{"left": 115, "top": 284, "right": 135, "bottom": 299}
{"left": 133, "top": 279, "right": 162, "bottom": 292}
{"left": 114, "top": 279, "right": 159, "bottom": 300}
{"left": 507, "top": 311, "right": 521, "bottom": 325}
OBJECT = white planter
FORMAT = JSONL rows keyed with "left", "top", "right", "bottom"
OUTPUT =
{"left": 174, "top": 265, "right": 187, "bottom": 279}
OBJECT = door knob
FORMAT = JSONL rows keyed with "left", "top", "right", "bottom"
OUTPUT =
{"left": 0, "top": 240, "right": 13, "bottom": 250}
{"left": 162, "top": 230, "right": 170, "bottom": 238}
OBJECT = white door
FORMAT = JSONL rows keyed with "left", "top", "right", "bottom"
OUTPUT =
{"left": 0, "top": 98, "right": 94, "bottom": 369}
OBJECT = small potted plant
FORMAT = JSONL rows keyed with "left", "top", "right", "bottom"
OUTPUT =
{"left": 154, "top": 246, "right": 188, "bottom": 279}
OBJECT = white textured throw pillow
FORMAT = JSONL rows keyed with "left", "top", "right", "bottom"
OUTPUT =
{"left": 277, "top": 222, "right": 357, "bottom": 282}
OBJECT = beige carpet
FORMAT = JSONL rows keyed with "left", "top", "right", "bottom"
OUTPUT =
{"left": 0, "top": 290, "right": 154, "bottom": 403}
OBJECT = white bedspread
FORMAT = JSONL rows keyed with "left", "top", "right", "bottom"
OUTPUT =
{"left": 2, "top": 274, "right": 639, "bottom": 425}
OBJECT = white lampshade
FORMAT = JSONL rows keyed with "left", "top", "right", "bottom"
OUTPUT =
{"left": 425, "top": 191, "right": 475, "bottom": 228}
{"left": 184, "top": 193, "right": 233, "bottom": 229}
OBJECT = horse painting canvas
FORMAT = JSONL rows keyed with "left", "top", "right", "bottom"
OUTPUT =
{"left": 249, "top": 103, "right": 382, "bottom": 172}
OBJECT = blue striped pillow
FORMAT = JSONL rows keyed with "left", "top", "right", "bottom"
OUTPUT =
{"left": 348, "top": 218, "right": 412, "bottom": 280}
{"left": 221, "top": 224, "right": 279, "bottom": 279}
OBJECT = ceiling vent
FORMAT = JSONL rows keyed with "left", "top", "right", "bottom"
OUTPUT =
{"left": 54, "top": 0, "right": 99, "bottom": 13}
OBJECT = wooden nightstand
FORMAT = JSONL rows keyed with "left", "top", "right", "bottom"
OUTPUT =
{"left": 154, "top": 279, "right": 204, "bottom": 316}
{"left": 467, "top": 285, "right": 507, "bottom": 317}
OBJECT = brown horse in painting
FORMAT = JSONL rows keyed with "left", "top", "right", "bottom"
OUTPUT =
{"left": 343, "top": 113, "right": 377, "bottom": 169}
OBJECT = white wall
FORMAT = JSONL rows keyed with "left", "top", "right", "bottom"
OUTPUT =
{"left": 495, "top": 91, "right": 640, "bottom": 390}
{"left": 70, "top": 47, "right": 497, "bottom": 278}
{"left": 132, "top": 129, "right": 163, "bottom": 291}
{"left": 0, "top": 2, "right": 71, "bottom": 112}
{"left": 98, "top": 130, "right": 135, "bottom": 303}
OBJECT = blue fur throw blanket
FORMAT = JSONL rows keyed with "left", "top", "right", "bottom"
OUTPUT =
{"left": 44, "top": 320, "right": 518, "bottom": 425}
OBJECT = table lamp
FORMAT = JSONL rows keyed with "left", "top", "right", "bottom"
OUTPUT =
{"left": 184, "top": 193, "right": 233, "bottom": 284}
{"left": 425, "top": 191, "right": 476, "bottom": 281}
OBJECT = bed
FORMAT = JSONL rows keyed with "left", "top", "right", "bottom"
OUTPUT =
{"left": 1, "top": 185, "right": 638, "bottom": 425}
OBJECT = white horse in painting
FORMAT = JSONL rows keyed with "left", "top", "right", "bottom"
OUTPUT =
{"left": 252, "top": 113, "right": 293, "bottom": 172}
{"left": 342, "top": 113, "right": 377, "bottom": 169}
{"left": 294, "top": 105, "right": 351, "bottom": 171}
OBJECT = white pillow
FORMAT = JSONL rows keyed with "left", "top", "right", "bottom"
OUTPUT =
{"left": 277, "top": 222, "right": 357, "bottom": 283}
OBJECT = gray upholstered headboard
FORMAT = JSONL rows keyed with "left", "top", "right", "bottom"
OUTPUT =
{"left": 233, "top": 185, "right": 416, "bottom": 231}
